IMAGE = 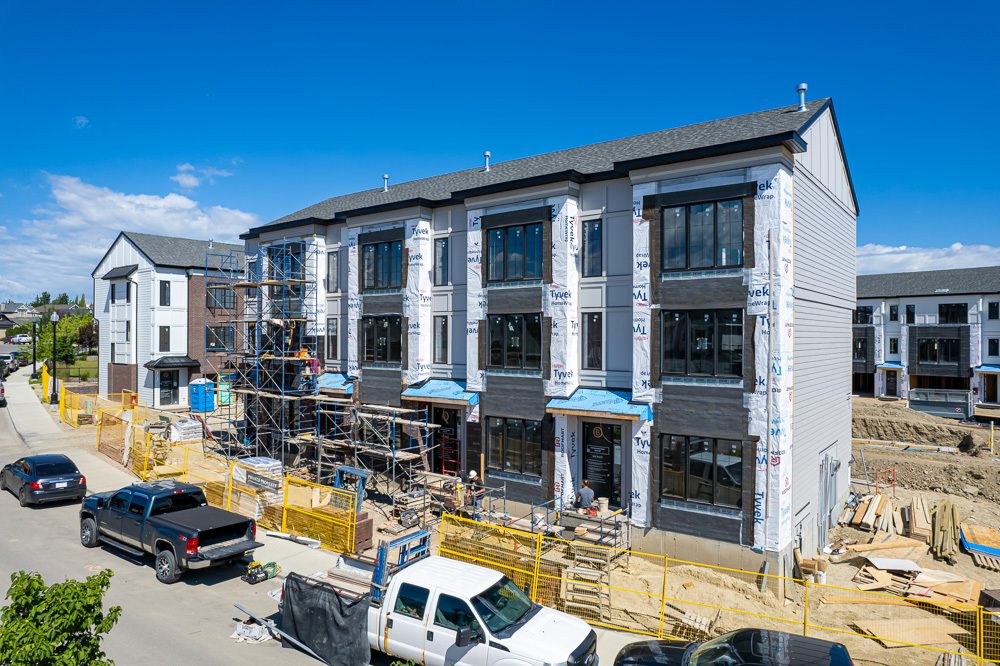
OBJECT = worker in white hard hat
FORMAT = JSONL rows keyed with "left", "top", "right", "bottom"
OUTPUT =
{"left": 466, "top": 469, "right": 485, "bottom": 518}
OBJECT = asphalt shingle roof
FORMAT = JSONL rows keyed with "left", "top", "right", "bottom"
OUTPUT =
{"left": 263, "top": 99, "right": 834, "bottom": 229}
{"left": 120, "top": 232, "right": 243, "bottom": 270}
{"left": 858, "top": 267, "right": 1000, "bottom": 299}
{"left": 101, "top": 264, "right": 138, "bottom": 280}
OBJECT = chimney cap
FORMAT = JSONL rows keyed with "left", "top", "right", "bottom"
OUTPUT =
{"left": 796, "top": 82, "right": 808, "bottom": 93}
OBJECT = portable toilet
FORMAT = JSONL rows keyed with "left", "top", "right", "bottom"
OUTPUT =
{"left": 218, "top": 373, "right": 234, "bottom": 406}
{"left": 189, "top": 378, "right": 215, "bottom": 413}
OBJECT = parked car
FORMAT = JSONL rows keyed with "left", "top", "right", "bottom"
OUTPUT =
{"left": 0, "top": 379, "right": 6, "bottom": 407}
{"left": 0, "top": 353, "right": 16, "bottom": 375}
{"left": 1, "top": 454, "right": 87, "bottom": 506}
{"left": 12, "top": 334, "right": 31, "bottom": 344}
{"left": 80, "top": 480, "right": 263, "bottom": 584}
{"left": 613, "top": 629, "right": 853, "bottom": 666}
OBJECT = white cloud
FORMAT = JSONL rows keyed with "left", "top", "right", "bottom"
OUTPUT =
{"left": 169, "top": 163, "right": 200, "bottom": 189}
{"left": 74, "top": 116, "right": 89, "bottom": 129}
{"left": 857, "top": 243, "right": 1000, "bottom": 275}
{"left": 199, "top": 166, "right": 234, "bottom": 184}
{"left": 1, "top": 175, "right": 259, "bottom": 302}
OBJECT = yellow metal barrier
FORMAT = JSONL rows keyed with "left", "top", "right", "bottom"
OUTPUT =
{"left": 61, "top": 391, "right": 130, "bottom": 428}
{"left": 95, "top": 410, "right": 126, "bottom": 463}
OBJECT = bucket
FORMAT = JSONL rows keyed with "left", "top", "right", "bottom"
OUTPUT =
{"left": 597, "top": 497, "right": 609, "bottom": 512}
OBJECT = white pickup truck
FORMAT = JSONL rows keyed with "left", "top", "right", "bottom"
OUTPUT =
{"left": 284, "top": 531, "right": 599, "bottom": 666}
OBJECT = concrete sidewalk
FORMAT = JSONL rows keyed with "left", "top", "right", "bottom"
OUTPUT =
{"left": 2, "top": 371, "right": 340, "bottom": 579}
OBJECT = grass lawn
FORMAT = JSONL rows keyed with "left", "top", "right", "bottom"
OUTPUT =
{"left": 52, "top": 359, "right": 98, "bottom": 380}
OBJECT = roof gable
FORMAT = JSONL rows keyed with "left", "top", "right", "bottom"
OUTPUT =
{"left": 796, "top": 105, "right": 858, "bottom": 213}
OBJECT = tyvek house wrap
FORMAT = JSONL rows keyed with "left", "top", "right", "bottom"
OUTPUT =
{"left": 900, "top": 325, "right": 909, "bottom": 399}
{"left": 874, "top": 318, "right": 885, "bottom": 396}
{"left": 465, "top": 209, "right": 486, "bottom": 392}
{"left": 545, "top": 196, "right": 581, "bottom": 398}
{"left": 553, "top": 414, "right": 578, "bottom": 509}
{"left": 306, "top": 236, "right": 326, "bottom": 337}
{"left": 748, "top": 164, "right": 795, "bottom": 552}
{"left": 971, "top": 322, "right": 982, "bottom": 403}
{"left": 631, "top": 183, "right": 657, "bottom": 404}
{"left": 404, "top": 219, "right": 432, "bottom": 386}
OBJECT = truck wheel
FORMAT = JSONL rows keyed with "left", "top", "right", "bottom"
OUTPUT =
{"left": 155, "top": 549, "right": 181, "bottom": 584}
{"left": 0, "top": 473, "right": 7, "bottom": 492}
{"left": 80, "top": 518, "right": 99, "bottom": 548}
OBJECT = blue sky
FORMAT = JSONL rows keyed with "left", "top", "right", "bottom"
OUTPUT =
{"left": 1, "top": 1, "right": 998, "bottom": 302}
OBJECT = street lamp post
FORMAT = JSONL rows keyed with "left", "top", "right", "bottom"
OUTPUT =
{"left": 49, "top": 312, "right": 60, "bottom": 404}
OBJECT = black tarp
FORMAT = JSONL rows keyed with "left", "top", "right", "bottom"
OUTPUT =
{"left": 281, "top": 572, "right": 371, "bottom": 666}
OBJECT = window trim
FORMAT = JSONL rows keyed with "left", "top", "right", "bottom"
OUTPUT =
{"left": 207, "top": 287, "right": 236, "bottom": 310}
{"left": 989, "top": 303, "right": 1000, "bottom": 321}
{"left": 988, "top": 338, "right": 999, "bottom": 357}
{"left": 487, "top": 313, "right": 542, "bottom": 370}
{"left": 158, "top": 326, "right": 170, "bottom": 353}
{"left": 660, "top": 198, "right": 744, "bottom": 273}
{"left": 433, "top": 237, "right": 449, "bottom": 286}
{"left": 853, "top": 337, "right": 868, "bottom": 362}
{"left": 889, "top": 305, "right": 899, "bottom": 322}
{"left": 434, "top": 315, "right": 448, "bottom": 365}
{"left": 905, "top": 304, "right": 916, "bottom": 325}
{"left": 917, "top": 337, "right": 960, "bottom": 365}
{"left": 486, "top": 222, "right": 543, "bottom": 283}
{"left": 361, "top": 240, "right": 403, "bottom": 291}
{"left": 159, "top": 280, "right": 170, "bottom": 307}
{"left": 659, "top": 434, "right": 744, "bottom": 509}
{"left": 582, "top": 311, "right": 603, "bottom": 370}
{"left": 125, "top": 320, "right": 130, "bottom": 342}
{"left": 661, "top": 309, "right": 743, "bottom": 379}
{"left": 581, "top": 219, "right": 603, "bottom": 278}
{"left": 486, "top": 416, "right": 543, "bottom": 478}
{"left": 361, "top": 315, "right": 402, "bottom": 364}
{"left": 327, "top": 251, "right": 339, "bottom": 293}
{"left": 889, "top": 337, "right": 899, "bottom": 355}
{"left": 938, "top": 303, "right": 969, "bottom": 325}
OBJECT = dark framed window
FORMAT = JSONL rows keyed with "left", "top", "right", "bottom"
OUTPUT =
{"left": 159, "top": 326, "right": 170, "bottom": 353}
{"left": 853, "top": 306, "right": 873, "bottom": 325}
{"left": 939, "top": 303, "right": 968, "bottom": 324}
{"left": 125, "top": 321, "right": 130, "bottom": 342}
{"left": 327, "top": 319, "right": 338, "bottom": 360}
{"left": 434, "top": 316, "right": 448, "bottom": 364}
{"left": 660, "top": 434, "right": 743, "bottom": 508}
{"left": 207, "top": 325, "right": 233, "bottom": 351}
{"left": 661, "top": 199, "right": 743, "bottom": 272}
{"left": 125, "top": 282, "right": 131, "bottom": 303}
{"left": 127, "top": 493, "right": 149, "bottom": 516}
{"left": 905, "top": 304, "right": 915, "bottom": 324}
{"left": 853, "top": 337, "right": 867, "bottom": 361}
{"left": 889, "top": 337, "right": 899, "bottom": 355}
{"left": 246, "top": 260, "right": 259, "bottom": 301}
{"left": 917, "top": 338, "right": 959, "bottom": 364}
{"left": 990, "top": 303, "right": 1000, "bottom": 320}
{"left": 362, "top": 315, "right": 402, "bottom": 364}
{"left": 110, "top": 342, "right": 116, "bottom": 361}
{"left": 111, "top": 283, "right": 117, "bottom": 304}
{"left": 582, "top": 312, "right": 602, "bottom": 370}
{"left": 487, "top": 313, "right": 542, "bottom": 369}
{"left": 486, "top": 223, "right": 543, "bottom": 282}
{"left": 362, "top": 241, "right": 403, "bottom": 290}
{"left": 486, "top": 417, "right": 542, "bottom": 477}
{"left": 327, "top": 251, "right": 339, "bottom": 292}
{"left": 582, "top": 220, "right": 602, "bottom": 277}
{"left": 661, "top": 310, "right": 743, "bottom": 378}
{"left": 159, "top": 280, "right": 170, "bottom": 307}
{"left": 207, "top": 287, "right": 235, "bottom": 309}
{"left": 434, "top": 238, "right": 449, "bottom": 286}
{"left": 889, "top": 305, "right": 899, "bottom": 322}
{"left": 989, "top": 338, "right": 999, "bottom": 357}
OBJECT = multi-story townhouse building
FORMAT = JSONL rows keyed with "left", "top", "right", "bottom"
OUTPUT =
{"left": 241, "top": 96, "right": 858, "bottom": 567}
{"left": 92, "top": 231, "right": 242, "bottom": 409}
{"left": 855, "top": 267, "right": 1000, "bottom": 408}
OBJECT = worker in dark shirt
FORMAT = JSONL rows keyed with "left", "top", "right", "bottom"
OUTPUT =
{"left": 465, "top": 470, "right": 486, "bottom": 519}
{"left": 576, "top": 479, "right": 595, "bottom": 510}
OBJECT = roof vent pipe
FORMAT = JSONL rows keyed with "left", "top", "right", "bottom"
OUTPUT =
{"left": 209, "top": 238, "right": 214, "bottom": 249}
{"left": 796, "top": 83, "right": 808, "bottom": 112}
{"left": 382, "top": 174, "right": 389, "bottom": 192}
{"left": 483, "top": 151, "right": 491, "bottom": 173}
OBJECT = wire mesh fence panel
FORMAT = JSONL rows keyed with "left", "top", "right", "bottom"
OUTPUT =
{"left": 439, "top": 514, "right": 543, "bottom": 601}
{"left": 181, "top": 447, "right": 237, "bottom": 518}
{"left": 96, "top": 411, "right": 126, "bottom": 462}
{"left": 283, "top": 478, "right": 357, "bottom": 554}
{"left": 805, "top": 581, "right": 979, "bottom": 664}
{"left": 983, "top": 610, "right": 1000, "bottom": 664}
{"left": 228, "top": 459, "right": 286, "bottom": 531}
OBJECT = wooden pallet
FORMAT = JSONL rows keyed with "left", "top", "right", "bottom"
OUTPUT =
{"left": 972, "top": 552, "right": 1000, "bottom": 572}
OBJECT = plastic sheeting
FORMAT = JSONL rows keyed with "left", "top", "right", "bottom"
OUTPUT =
{"left": 346, "top": 227, "right": 361, "bottom": 377}
{"left": 553, "top": 413, "right": 576, "bottom": 509}
{"left": 401, "top": 379, "right": 478, "bottom": 404}
{"left": 874, "top": 319, "right": 885, "bottom": 366}
{"left": 317, "top": 372, "right": 354, "bottom": 394}
{"left": 307, "top": 236, "right": 326, "bottom": 337}
{"left": 281, "top": 572, "right": 371, "bottom": 666}
{"left": 404, "top": 218, "right": 433, "bottom": 386}
{"left": 544, "top": 197, "right": 581, "bottom": 398}
{"left": 971, "top": 323, "right": 982, "bottom": 369}
{"left": 465, "top": 209, "right": 486, "bottom": 392}
{"left": 748, "top": 164, "right": 795, "bottom": 552}
{"left": 631, "top": 183, "right": 657, "bottom": 403}
{"left": 630, "top": 419, "right": 651, "bottom": 527}
{"left": 900, "top": 325, "right": 910, "bottom": 399}
{"left": 546, "top": 388, "right": 653, "bottom": 421}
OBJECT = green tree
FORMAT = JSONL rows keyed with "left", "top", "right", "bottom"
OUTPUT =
{"left": 53, "top": 293, "right": 70, "bottom": 305}
{"left": 31, "top": 292, "right": 51, "bottom": 307}
{"left": 0, "top": 569, "right": 122, "bottom": 665}
{"left": 78, "top": 294, "right": 88, "bottom": 307}
{"left": 35, "top": 312, "right": 92, "bottom": 364}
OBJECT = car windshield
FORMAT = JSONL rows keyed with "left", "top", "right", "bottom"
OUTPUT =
{"left": 149, "top": 490, "right": 207, "bottom": 515}
{"left": 687, "top": 632, "right": 741, "bottom": 665}
{"left": 35, "top": 461, "right": 78, "bottom": 476}
{"left": 471, "top": 577, "right": 533, "bottom": 633}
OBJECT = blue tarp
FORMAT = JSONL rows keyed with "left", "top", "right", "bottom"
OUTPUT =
{"left": 401, "top": 379, "right": 479, "bottom": 405}
{"left": 317, "top": 372, "right": 354, "bottom": 394}
{"left": 546, "top": 388, "right": 653, "bottom": 421}
{"left": 975, "top": 365, "right": 1000, "bottom": 374}
{"left": 876, "top": 361, "right": 904, "bottom": 370}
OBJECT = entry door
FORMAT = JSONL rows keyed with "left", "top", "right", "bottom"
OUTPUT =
{"left": 433, "top": 407, "right": 461, "bottom": 476}
{"left": 583, "top": 422, "right": 622, "bottom": 507}
{"left": 987, "top": 375, "right": 999, "bottom": 404}
{"left": 159, "top": 370, "right": 179, "bottom": 406}
{"left": 886, "top": 371, "right": 898, "bottom": 397}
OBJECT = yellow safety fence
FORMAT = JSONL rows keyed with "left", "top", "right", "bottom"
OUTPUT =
{"left": 61, "top": 390, "right": 137, "bottom": 427}
{"left": 439, "top": 514, "right": 996, "bottom": 665}
{"left": 96, "top": 414, "right": 358, "bottom": 554}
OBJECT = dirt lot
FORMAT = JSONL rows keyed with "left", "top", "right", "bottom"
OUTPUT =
{"left": 853, "top": 396, "right": 992, "bottom": 449}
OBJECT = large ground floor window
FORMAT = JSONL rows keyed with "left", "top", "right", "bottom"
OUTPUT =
{"left": 660, "top": 434, "right": 743, "bottom": 508}
{"left": 486, "top": 417, "right": 542, "bottom": 477}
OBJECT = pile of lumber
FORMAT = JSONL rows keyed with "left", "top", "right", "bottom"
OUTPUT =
{"left": 958, "top": 522, "right": 1000, "bottom": 572}
{"left": 846, "top": 556, "right": 983, "bottom": 607}
{"left": 840, "top": 492, "right": 903, "bottom": 534}
{"left": 906, "top": 496, "right": 933, "bottom": 543}
{"left": 930, "top": 498, "right": 961, "bottom": 563}
{"left": 847, "top": 532, "right": 929, "bottom": 561}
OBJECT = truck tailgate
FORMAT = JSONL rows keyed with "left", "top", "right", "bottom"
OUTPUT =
{"left": 199, "top": 538, "right": 264, "bottom": 560}
{"left": 154, "top": 506, "right": 252, "bottom": 546}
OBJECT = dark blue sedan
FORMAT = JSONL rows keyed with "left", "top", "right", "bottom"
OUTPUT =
{"left": 1, "top": 454, "right": 87, "bottom": 506}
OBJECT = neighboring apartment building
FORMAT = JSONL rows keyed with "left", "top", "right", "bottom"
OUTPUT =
{"left": 855, "top": 267, "right": 1000, "bottom": 405}
{"left": 241, "top": 96, "right": 858, "bottom": 565}
{"left": 91, "top": 231, "right": 243, "bottom": 409}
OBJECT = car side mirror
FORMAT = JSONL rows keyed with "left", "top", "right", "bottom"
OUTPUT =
{"left": 455, "top": 626, "right": 471, "bottom": 648}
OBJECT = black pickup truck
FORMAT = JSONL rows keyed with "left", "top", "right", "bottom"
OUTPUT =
{"left": 80, "top": 480, "right": 263, "bottom": 584}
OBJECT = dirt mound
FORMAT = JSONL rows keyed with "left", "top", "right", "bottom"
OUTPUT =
{"left": 855, "top": 442, "right": 1000, "bottom": 503}
{"left": 853, "top": 397, "right": 989, "bottom": 449}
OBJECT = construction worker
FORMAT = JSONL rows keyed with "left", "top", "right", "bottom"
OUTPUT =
{"left": 465, "top": 469, "right": 486, "bottom": 519}
{"left": 576, "top": 479, "right": 594, "bottom": 510}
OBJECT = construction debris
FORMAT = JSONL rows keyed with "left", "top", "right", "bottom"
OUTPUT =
{"left": 930, "top": 499, "right": 961, "bottom": 563}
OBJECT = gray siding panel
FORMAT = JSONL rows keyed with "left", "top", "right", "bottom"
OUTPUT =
{"left": 360, "top": 367, "right": 402, "bottom": 406}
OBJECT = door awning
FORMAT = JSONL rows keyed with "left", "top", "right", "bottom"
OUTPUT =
{"left": 876, "top": 361, "right": 904, "bottom": 370}
{"left": 144, "top": 355, "right": 201, "bottom": 370}
{"left": 317, "top": 372, "right": 354, "bottom": 394}
{"left": 546, "top": 388, "right": 653, "bottom": 422}
{"left": 401, "top": 379, "right": 478, "bottom": 406}
{"left": 975, "top": 365, "right": 1000, "bottom": 374}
